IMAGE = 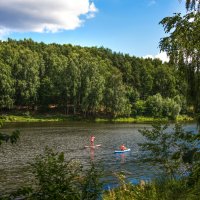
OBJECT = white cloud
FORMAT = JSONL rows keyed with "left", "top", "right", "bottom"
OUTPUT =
{"left": 143, "top": 52, "right": 169, "bottom": 63}
{"left": 143, "top": 54, "right": 154, "bottom": 59}
{"left": 87, "top": 2, "right": 98, "bottom": 19}
{"left": 0, "top": 0, "right": 98, "bottom": 36}
{"left": 155, "top": 52, "right": 169, "bottom": 62}
{"left": 0, "top": 27, "right": 10, "bottom": 38}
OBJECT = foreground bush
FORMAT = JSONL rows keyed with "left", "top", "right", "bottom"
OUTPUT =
{"left": 2, "top": 148, "right": 102, "bottom": 200}
{"left": 103, "top": 177, "right": 200, "bottom": 200}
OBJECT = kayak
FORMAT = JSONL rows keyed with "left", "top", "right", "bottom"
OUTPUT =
{"left": 85, "top": 144, "right": 101, "bottom": 148}
{"left": 114, "top": 148, "right": 131, "bottom": 153}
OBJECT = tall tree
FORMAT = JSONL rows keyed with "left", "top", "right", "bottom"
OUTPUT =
{"left": 152, "top": 64, "right": 177, "bottom": 98}
{"left": 7, "top": 46, "right": 41, "bottom": 107}
{"left": 159, "top": 12, "right": 200, "bottom": 111}
{"left": 0, "top": 61, "right": 14, "bottom": 108}
{"left": 139, "top": 123, "right": 200, "bottom": 177}
{"left": 103, "top": 70, "right": 131, "bottom": 117}
{"left": 78, "top": 57, "right": 105, "bottom": 115}
{"left": 59, "top": 57, "right": 80, "bottom": 114}
{"left": 185, "top": 0, "right": 200, "bottom": 11}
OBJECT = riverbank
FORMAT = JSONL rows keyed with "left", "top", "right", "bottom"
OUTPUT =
{"left": 95, "top": 115, "right": 194, "bottom": 123}
{"left": 0, "top": 114, "right": 194, "bottom": 123}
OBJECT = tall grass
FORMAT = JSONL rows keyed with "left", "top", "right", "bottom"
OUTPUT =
{"left": 103, "top": 177, "right": 200, "bottom": 200}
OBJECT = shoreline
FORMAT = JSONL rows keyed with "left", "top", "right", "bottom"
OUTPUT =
{"left": 0, "top": 114, "right": 194, "bottom": 123}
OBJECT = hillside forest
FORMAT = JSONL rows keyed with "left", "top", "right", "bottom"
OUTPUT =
{"left": 0, "top": 39, "right": 198, "bottom": 119}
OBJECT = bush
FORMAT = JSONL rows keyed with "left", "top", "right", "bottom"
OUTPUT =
{"left": 8, "top": 148, "right": 103, "bottom": 200}
{"left": 133, "top": 100, "right": 146, "bottom": 116}
{"left": 145, "top": 94, "right": 181, "bottom": 119}
{"left": 162, "top": 98, "right": 181, "bottom": 119}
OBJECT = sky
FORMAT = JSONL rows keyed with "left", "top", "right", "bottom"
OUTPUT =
{"left": 0, "top": 0, "right": 186, "bottom": 61}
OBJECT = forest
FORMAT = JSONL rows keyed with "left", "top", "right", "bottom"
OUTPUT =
{"left": 0, "top": 1, "right": 200, "bottom": 199}
{"left": 0, "top": 39, "right": 195, "bottom": 119}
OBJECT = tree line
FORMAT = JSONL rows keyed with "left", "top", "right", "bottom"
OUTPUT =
{"left": 0, "top": 39, "right": 192, "bottom": 118}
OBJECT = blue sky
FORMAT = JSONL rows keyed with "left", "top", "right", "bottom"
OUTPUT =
{"left": 0, "top": 0, "right": 185, "bottom": 59}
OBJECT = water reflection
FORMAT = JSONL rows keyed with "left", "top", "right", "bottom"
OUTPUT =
{"left": 115, "top": 152, "right": 131, "bottom": 164}
{"left": 90, "top": 147, "right": 95, "bottom": 160}
{"left": 85, "top": 145, "right": 102, "bottom": 161}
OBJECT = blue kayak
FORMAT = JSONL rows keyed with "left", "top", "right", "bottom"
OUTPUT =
{"left": 114, "top": 148, "right": 131, "bottom": 153}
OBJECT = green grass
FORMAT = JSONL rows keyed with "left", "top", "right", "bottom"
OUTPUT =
{"left": 95, "top": 115, "right": 194, "bottom": 123}
{"left": 0, "top": 114, "right": 77, "bottom": 122}
{"left": 176, "top": 115, "right": 194, "bottom": 122}
{"left": 0, "top": 114, "right": 194, "bottom": 123}
{"left": 103, "top": 178, "right": 200, "bottom": 200}
{"left": 95, "top": 117, "right": 166, "bottom": 123}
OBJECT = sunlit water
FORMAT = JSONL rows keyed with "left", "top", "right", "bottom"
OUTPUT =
{"left": 0, "top": 121, "right": 198, "bottom": 193}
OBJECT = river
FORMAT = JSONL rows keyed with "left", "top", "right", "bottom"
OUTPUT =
{"left": 0, "top": 121, "right": 198, "bottom": 193}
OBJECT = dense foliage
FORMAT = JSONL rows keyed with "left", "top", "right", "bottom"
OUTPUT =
{"left": 1, "top": 148, "right": 103, "bottom": 200}
{"left": 160, "top": 11, "right": 200, "bottom": 112}
{"left": 139, "top": 123, "right": 200, "bottom": 177}
{"left": 0, "top": 39, "right": 190, "bottom": 118}
{"left": 0, "top": 120, "right": 19, "bottom": 145}
{"left": 185, "top": 0, "right": 200, "bottom": 11}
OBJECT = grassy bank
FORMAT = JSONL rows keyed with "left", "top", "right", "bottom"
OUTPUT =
{"left": 95, "top": 115, "right": 194, "bottom": 123}
{"left": 0, "top": 114, "right": 194, "bottom": 123}
{"left": 95, "top": 116, "right": 168, "bottom": 123}
{"left": 0, "top": 114, "right": 79, "bottom": 123}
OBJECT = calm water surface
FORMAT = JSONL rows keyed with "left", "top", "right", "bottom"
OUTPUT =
{"left": 0, "top": 122, "right": 197, "bottom": 192}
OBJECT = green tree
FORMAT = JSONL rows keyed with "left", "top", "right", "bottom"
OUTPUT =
{"left": 13, "top": 48, "right": 40, "bottom": 106}
{"left": 39, "top": 52, "right": 68, "bottom": 106}
{"left": 152, "top": 65, "right": 177, "bottom": 98}
{"left": 81, "top": 163, "right": 103, "bottom": 200}
{"left": 146, "top": 93, "right": 163, "bottom": 117}
{"left": 140, "top": 66, "right": 153, "bottom": 99}
{"left": 159, "top": 12, "right": 200, "bottom": 111}
{"left": 31, "top": 148, "right": 82, "bottom": 200}
{"left": 139, "top": 123, "right": 199, "bottom": 177}
{"left": 162, "top": 98, "right": 181, "bottom": 119}
{"left": 10, "top": 148, "right": 103, "bottom": 200}
{"left": 80, "top": 60, "right": 105, "bottom": 116}
{"left": 0, "top": 60, "right": 14, "bottom": 108}
{"left": 185, "top": 0, "right": 200, "bottom": 11}
{"left": 59, "top": 58, "right": 80, "bottom": 114}
{"left": 126, "top": 86, "right": 140, "bottom": 105}
{"left": 0, "top": 39, "right": 188, "bottom": 117}
{"left": 104, "top": 71, "right": 131, "bottom": 117}
{"left": 134, "top": 100, "right": 146, "bottom": 116}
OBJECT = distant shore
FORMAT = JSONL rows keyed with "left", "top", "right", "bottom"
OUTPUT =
{"left": 0, "top": 114, "right": 194, "bottom": 123}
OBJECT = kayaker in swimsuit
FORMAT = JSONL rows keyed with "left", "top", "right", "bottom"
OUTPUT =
{"left": 120, "top": 144, "right": 127, "bottom": 151}
{"left": 90, "top": 135, "right": 95, "bottom": 146}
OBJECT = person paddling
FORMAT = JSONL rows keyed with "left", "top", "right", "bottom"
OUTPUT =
{"left": 120, "top": 144, "right": 127, "bottom": 151}
{"left": 90, "top": 135, "right": 95, "bottom": 146}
